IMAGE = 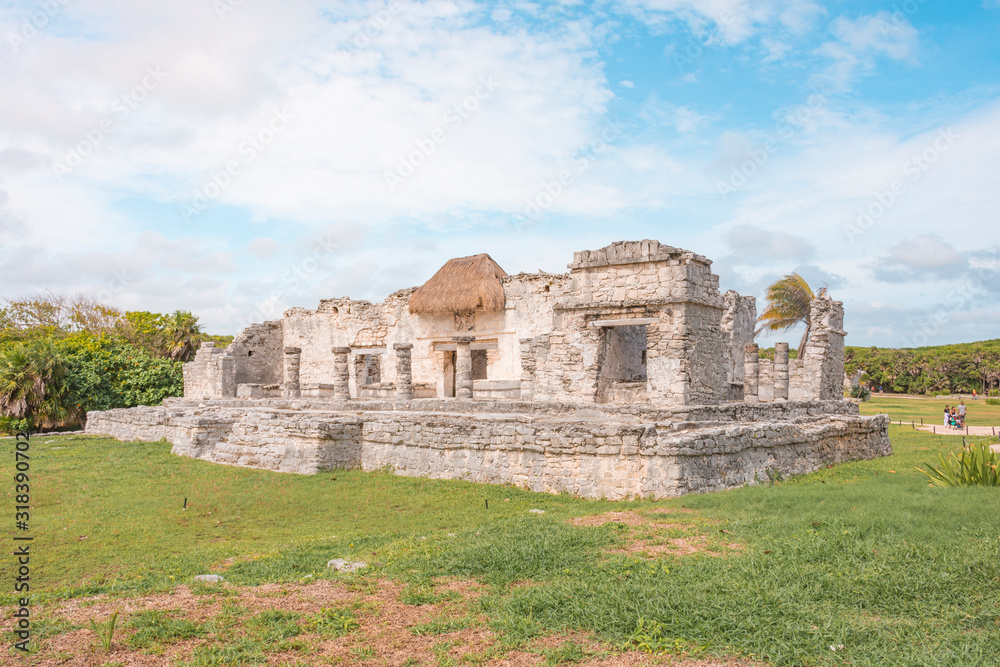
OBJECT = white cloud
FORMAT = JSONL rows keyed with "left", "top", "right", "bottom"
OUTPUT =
{"left": 0, "top": 0, "right": 620, "bottom": 249}
{"left": 721, "top": 224, "right": 814, "bottom": 265}
{"left": 873, "top": 234, "right": 969, "bottom": 282}
{"left": 815, "top": 12, "right": 920, "bottom": 91}
{"left": 612, "top": 0, "right": 823, "bottom": 45}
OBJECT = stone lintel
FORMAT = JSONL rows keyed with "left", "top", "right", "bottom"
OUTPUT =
{"left": 554, "top": 297, "right": 722, "bottom": 312}
{"left": 433, "top": 341, "right": 497, "bottom": 352}
{"left": 588, "top": 317, "right": 660, "bottom": 328}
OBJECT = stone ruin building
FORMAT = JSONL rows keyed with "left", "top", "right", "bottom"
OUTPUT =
{"left": 87, "top": 240, "right": 890, "bottom": 499}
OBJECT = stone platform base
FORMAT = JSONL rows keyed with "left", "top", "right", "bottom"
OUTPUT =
{"left": 85, "top": 398, "right": 891, "bottom": 500}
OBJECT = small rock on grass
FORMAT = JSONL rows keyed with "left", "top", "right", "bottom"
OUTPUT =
{"left": 529, "top": 509, "right": 546, "bottom": 514}
{"left": 194, "top": 574, "right": 225, "bottom": 583}
{"left": 327, "top": 559, "right": 367, "bottom": 572}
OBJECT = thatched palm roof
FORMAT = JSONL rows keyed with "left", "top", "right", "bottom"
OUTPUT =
{"left": 409, "top": 253, "right": 508, "bottom": 314}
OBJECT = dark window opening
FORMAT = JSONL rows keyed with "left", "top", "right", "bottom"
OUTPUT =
{"left": 597, "top": 325, "right": 648, "bottom": 402}
{"left": 472, "top": 349, "right": 488, "bottom": 380}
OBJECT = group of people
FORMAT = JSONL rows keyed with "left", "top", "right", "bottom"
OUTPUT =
{"left": 944, "top": 400, "right": 967, "bottom": 429}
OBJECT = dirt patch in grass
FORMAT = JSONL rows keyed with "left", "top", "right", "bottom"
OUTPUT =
{"left": 570, "top": 511, "right": 688, "bottom": 528}
{"left": 646, "top": 506, "right": 695, "bottom": 515}
{"left": 19, "top": 581, "right": 762, "bottom": 667}
{"left": 569, "top": 512, "right": 742, "bottom": 559}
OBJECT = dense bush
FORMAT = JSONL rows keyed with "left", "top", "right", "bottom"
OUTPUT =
{"left": 0, "top": 333, "right": 183, "bottom": 434}
{"left": 57, "top": 334, "right": 183, "bottom": 418}
{"left": 0, "top": 294, "right": 224, "bottom": 433}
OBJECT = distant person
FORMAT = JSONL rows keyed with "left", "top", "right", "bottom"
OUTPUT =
{"left": 944, "top": 406, "right": 950, "bottom": 427}
{"left": 958, "top": 401, "right": 966, "bottom": 426}
{"left": 972, "top": 390, "right": 978, "bottom": 400}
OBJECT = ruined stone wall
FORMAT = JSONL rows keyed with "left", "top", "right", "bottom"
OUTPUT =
{"left": 182, "top": 343, "right": 236, "bottom": 399}
{"left": 229, "top": 322, "right": 283, "bottom": 386}
{"left": 200, "top": 240, "right": 774, "bottom": 407}
{"left": 87, "top": 402, "right": 890, "bottom": 499}
{"left": 682, "top": 302, "right": 729, "bottom": 406}
{"left": 801, "top": 295, "right": 847, "bottom": 401}
{"left": 519, "top": 241, "right": 728, "bottom": 407}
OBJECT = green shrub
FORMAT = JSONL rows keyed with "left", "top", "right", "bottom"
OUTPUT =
{"left": 916, "top": 439, "right": 1000, "bottom": 487}
{"left": 849, "top": 385, "right": 872, "bottom": 401}
{"left": 57, "top": 333, "right": 182, "bottom": 417}
{"left": 986, "top": 398, "right": 1000, "bottom": 406}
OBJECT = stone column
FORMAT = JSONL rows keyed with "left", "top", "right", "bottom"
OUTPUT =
{"left": 218, "top": 352, "right": 236, "bottom": 398}
{"left": 454, "top": 336, "right": 475, "bottom": 399}
{"left": 283, "top": 347, "right": 302, "bottom": 398}
{"left": 332, "top": 347, "right": 351, "bottom": 400}
{"left": 394, "top": 343, "right": 413, "bottom": 400}
{"left": 743, "top": 343, "right": 759, "bottom": 403}
{"left": 774, "top": 342, "right": 789, "bottom": 402}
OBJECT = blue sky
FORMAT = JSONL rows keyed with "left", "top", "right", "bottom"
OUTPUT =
{"left": 1, "top": 0, "right": 998, "bottom": 348}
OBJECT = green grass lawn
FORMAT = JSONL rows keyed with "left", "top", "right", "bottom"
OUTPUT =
{"left": 3, "top": 419, "right": 999, "bottom": 665}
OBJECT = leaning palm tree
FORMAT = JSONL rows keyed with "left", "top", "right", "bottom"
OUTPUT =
{"left": 755, "top": 273, "right": 826, "bottom": 359}
{"left": 164, "top": 310, "right": 202, "bottom": 362}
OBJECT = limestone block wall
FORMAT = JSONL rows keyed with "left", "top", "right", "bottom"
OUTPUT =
{"left": 85, "top": 407, "right": 236, "bottom": 459}
{"left": 801, "top": 295, "right": 847, "bottom": 401}
{"left": 518, "top": 240, "right": 730, "bottom": 408}
{"left": 639, "top": 415, "right": 890, "bottom": 497}
{"left": 721, "top": 291, "right": 756, "bottom": 399}
{"left": 182, "top": 343, "right": 236, "bottom": 399}
{"left": 229, "top": 322, "right": 283, "bottom": 386}
{"left": 86, "top": 399, "right": 889, "bottom": 500}
{"left": 564, "top": 241, "right": 720, "bottom": 305}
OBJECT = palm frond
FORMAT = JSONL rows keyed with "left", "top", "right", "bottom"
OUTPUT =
{"left": 754, "top": 273, "right": 816, "bottom": 337}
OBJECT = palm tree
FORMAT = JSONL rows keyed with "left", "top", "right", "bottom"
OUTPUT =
{"left": 164, "top": 311, "right": 202, "bottom": 362}
{"left": 755, "top": 273, "right": 827, "bottom": 359}
{"left": 0, "top": 340, "right": 68, "bottom": 430}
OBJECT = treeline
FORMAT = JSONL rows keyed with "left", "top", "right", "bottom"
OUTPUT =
{"left": 844, "top": 339, "right": 1000, "bottom": 396}
{"left": 0, "top": 293, "right": 232, "bottom": 434}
